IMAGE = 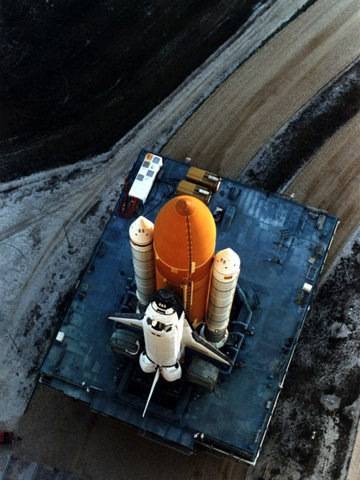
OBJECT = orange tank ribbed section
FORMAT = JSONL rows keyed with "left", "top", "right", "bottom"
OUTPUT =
{"left": 153, "top": 195, "right": 216, "bottom": 325}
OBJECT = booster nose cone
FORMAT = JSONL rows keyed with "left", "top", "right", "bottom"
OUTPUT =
{"left": 153, "top": 195, "right": 216, "bottom": 325}
{"left": 129, "top": 216, "right": 154, "bottom": 246}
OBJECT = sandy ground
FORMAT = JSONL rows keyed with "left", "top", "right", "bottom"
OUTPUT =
{"left": 285, "top": 111, "right": 360, "bottom": 268}
{"left": 163, "top": 0, "right": 360, "bottom": 178}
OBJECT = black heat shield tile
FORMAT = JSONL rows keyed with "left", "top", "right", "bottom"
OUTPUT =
{"left": 40, "top": 150, "right": 338, "bottom": 464}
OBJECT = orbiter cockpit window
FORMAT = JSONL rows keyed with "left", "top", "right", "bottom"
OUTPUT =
{"left": 146, "top": 317, "right": 172, "bottom": 332}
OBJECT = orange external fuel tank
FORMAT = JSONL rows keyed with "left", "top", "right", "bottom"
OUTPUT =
{"left": 153, "top": 195, "right": 216, "bottom": 326}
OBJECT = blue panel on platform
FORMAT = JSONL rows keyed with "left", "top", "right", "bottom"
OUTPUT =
{"left": 40, "top": 150, "right": 338, "bottom": 463}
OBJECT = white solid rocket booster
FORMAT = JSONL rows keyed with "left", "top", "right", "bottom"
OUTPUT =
{"left": 129, "top": 216, "right": 156, "bottom": 306}
{"left": 206, "top": 248, "right": 241, "bottom": 346}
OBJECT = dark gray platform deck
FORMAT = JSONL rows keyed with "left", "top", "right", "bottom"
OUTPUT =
{"left": 40, "top": 151, "right": 338, "bottom": 463}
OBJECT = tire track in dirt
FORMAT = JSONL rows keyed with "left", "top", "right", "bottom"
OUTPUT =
{"left": 2, "top": 155, "right": 125, "bottom": 316}
{"left": 10, "top": 182, "right": 104, "bottom": 323}
{"left": 0, "top": 179, "right": 102, "bottom": 242}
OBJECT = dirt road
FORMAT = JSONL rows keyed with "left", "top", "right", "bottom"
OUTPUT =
{"left": 163, "top": 0, "right": 360, "bottom": 178}
{"left": 285, "top": 112, "right": 360, "bottom": 268}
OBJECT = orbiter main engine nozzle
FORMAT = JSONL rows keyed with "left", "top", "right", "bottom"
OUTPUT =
{"left": 153, "top": 195, "right": 216, "bottom": 326}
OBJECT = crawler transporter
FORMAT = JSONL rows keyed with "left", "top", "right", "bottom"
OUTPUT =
{"left": 40, "top": 151, "right": 338, "bottom": 463}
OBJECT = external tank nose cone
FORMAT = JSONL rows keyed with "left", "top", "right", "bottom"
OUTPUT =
{"left": 175, "top": 198, "right": 195, "bottom": 216}
{"left": 153, "top": 195, "right": 216, "bottom": 270}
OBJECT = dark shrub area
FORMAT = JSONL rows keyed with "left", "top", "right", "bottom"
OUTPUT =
{"left": 0, "top": 0, "right": 265, "bottom": 180}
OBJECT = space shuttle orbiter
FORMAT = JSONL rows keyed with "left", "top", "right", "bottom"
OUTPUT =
{"left": 109, "top": 289, "right": 232, "bottom": 373}
{"left": 109, "top": 289, "right": 232, "bottom": 416}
